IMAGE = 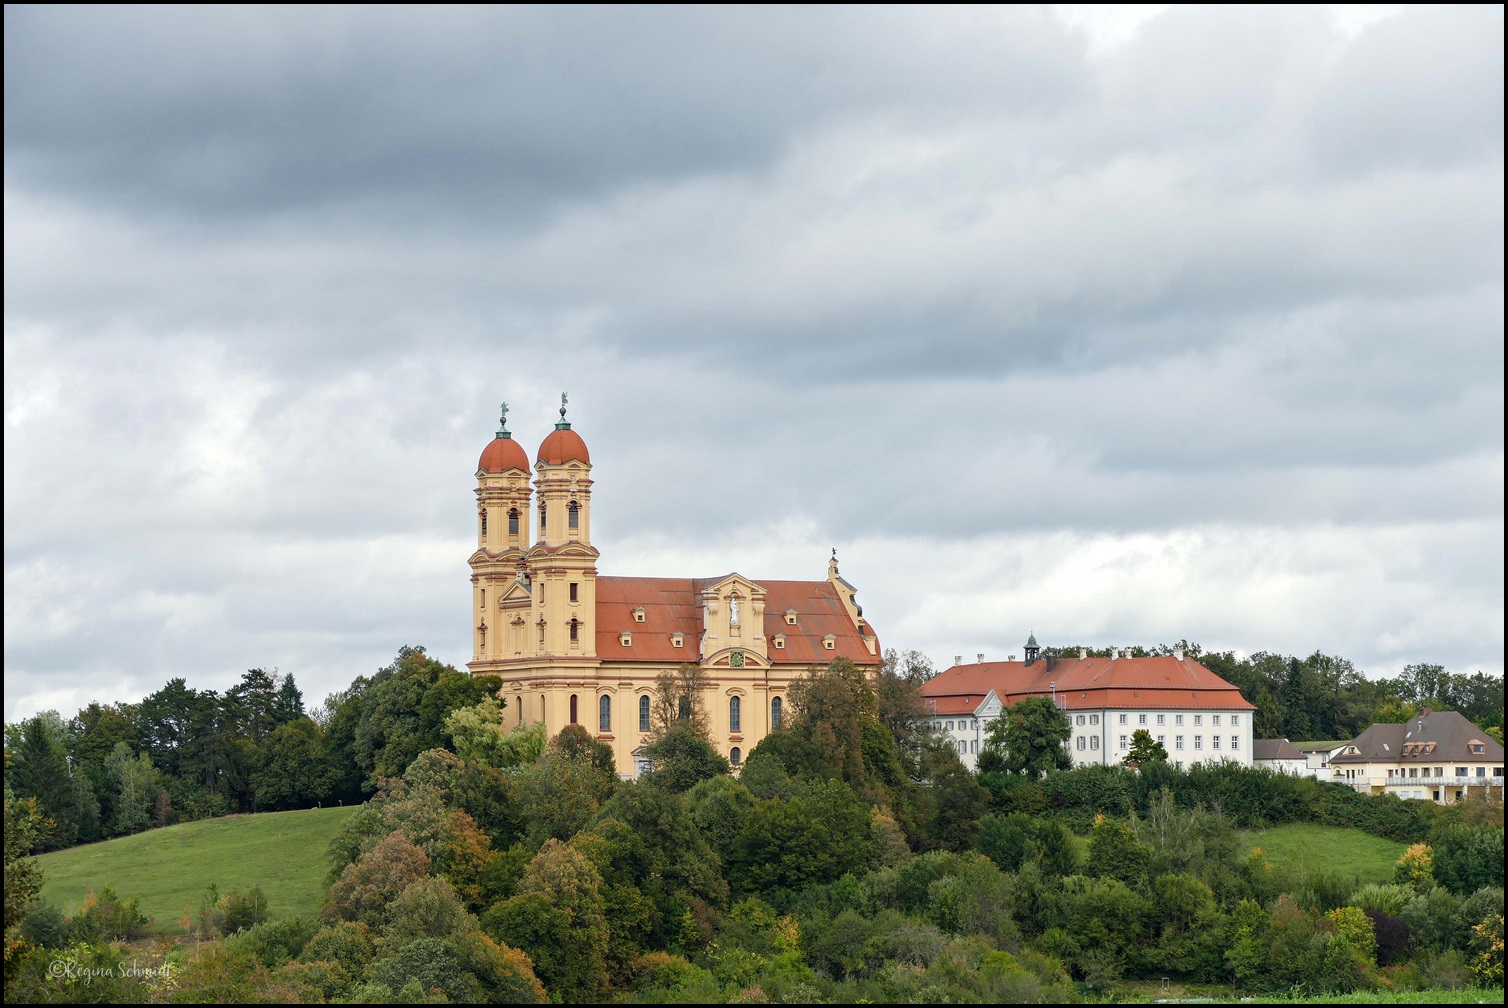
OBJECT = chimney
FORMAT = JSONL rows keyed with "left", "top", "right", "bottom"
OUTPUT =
{"left": 1077, "top": 647, "right": 1087, "bottom": 659}
{"left": 1173, "top": 645, "right": 1184, "bottom": 661}
{"left": 1111, "top": 649, "right": 1119, "bottom": 660}
{"left": 976, "top": 653, "right": 985, "bottom": 664}
{"left": 954, "top": 655, "right": 962, "bottom": 667}
{"left": 1008, "top": 654, "right": 1017, "bottom": 661}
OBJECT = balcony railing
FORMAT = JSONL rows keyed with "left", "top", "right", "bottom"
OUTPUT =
{"left": 1384, "top": 776, "right": 1504, "bottom": 787}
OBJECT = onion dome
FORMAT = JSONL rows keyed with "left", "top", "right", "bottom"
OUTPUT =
{"left": 537, "top": 392, "right": 590, "bottom": 464}
{"left": 479, "top": 402, "right": 530, "bottom": 473}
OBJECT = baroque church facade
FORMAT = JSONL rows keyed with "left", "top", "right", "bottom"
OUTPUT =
{"left": 466, "top": 402, "right": 881, "bottom": 777}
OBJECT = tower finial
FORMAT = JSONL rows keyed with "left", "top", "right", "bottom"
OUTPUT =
{"left": 555, "top": 392, "right": 571, "bottom": 430}
{"left": 496, "top": 401, "right": 511, "bottom": 438}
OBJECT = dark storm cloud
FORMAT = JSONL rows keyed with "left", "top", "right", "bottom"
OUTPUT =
{"left": 4, "top": 5, "right": 1084, "bottom": 225}
{"left": 4, "top": 6, "right": 1502, "bottom": 719}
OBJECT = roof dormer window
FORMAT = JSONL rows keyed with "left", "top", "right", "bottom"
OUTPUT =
{"left": 620, "top": 632, "right": 632, "bottom": 647}
{"left": 773, "top": 633, "right": 786, "bottom": 649}
{"left": 633, "top": 606, "right": 646, "bottom": 623}
{"left": 822, "top": 634, "right": 836, "bottom": 651}
{"left": 785, "top": 609, "right": 798, "bottom": 625}
{"left": 671, "top": 633, "right": 683, "bottom": 648}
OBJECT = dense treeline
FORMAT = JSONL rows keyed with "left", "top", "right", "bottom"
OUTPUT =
{"left": 6, "top": 654, "right": 1503, "bottom": 1003}
{"left": 2, "top": 647, "right": 496, "bottom": 852}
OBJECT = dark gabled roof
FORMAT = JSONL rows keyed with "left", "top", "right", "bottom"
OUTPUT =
{"left": 1330, "top": 710, "right": 1505, "bottom": 764}
{"left": 1253, "top": 739, "right": 1305, "bottom": 761}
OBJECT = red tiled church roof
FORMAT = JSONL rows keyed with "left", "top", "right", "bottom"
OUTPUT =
{"left": 921, "top": 655, "right": 1255, "bottom": 712}
{"left": 593, "top": 576, "right": 877, "bottom": 664}
{"left": 538, "top": 427, "right": 590, "bottom": 465}
{"left": 478, "top": 436, "right": 530, "bottom": 473}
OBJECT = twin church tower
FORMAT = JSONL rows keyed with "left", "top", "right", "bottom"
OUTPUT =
{"left": 467, "top": 398, "right": 881, "bottom": 777}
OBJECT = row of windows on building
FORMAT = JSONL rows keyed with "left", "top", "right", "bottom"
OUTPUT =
{"left": 558, "top": 692, "right": 783, "bottom": 738}
{"left": 1383, "top": 766, "right": 1504, "bottom": 780}
{"left": 937, "top": 712, "right": 1242, "bottom": 733}
{"left": 480, "top": 502, "right": 582, "bottom": 538}
{"left": 1111, "top": 734, "right": 1241, "bottom": 752}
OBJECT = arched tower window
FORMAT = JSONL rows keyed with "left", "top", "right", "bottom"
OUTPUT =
{"left": 771, "top": 696, "right": 783, "bottom": 729}
{"left": 729, "top": 695, "right": 742, "bottom": 733}
{"left": 639, "top": 695, "right": 651, "bottom": 732}
{"left": 508, "top": 508, "right": 520, "bottom": 536}
{"left": 730, "top": 747, "right": 742, "bottom": 767}
{"left": 478, "top": 624, "right": 486, "bottom": 650}
{"left": 569, "top": 694, "right": 578, "bottom": 724}
{"left": 568, "top": 500, "right": 580, "bottom": 531}
{"left": 480, "top": 510, "right": 488, "bottom": 538}
{"left": 539, "top": 504, "right": 547, "bottom": 531}
{"left": 569, "top": 618, "right": 580, "bottom": 643}
{"left": 599, "top": 695, "right": 612, "bottom": 733}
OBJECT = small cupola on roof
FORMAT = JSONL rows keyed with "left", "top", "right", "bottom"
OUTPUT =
{"left": 479, "top": 402, "right": 530, "bottom": 473}
{"left": 1023, "top": 632, "right": 1040, "bottom": 664}
{"left": 537, "top": 393, "right": 590, "bottom": 465}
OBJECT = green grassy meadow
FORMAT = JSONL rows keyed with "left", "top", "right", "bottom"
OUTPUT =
{"left": 34, "top": 806, "right": 360, "bottom": 934}
{"left": 1240, "top": 823, "right": 1407, "bottom": 886}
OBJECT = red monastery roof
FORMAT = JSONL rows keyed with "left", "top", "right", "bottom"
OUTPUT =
{"left": 478, "top": 436, "right": 530, "bottom": 473}
{"left": 921, "top": 655, "right": 1255, "bottom": 713}
{"left": 593, "top": 576, "right": 877, "bottom": 664}
{"left": 538, "top": 427, "right": 590, "bottom": 465}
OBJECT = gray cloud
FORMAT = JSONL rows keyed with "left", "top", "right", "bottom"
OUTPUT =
{"left": 4, "top": 6, "right": 1502, "bottom": 720}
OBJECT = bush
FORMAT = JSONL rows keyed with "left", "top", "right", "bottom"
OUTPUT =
{"left": 231, "top": 915, "right": 321, "bottom": 966}
{"left": 19, "top": 903, "right": 70, "bottom": 948}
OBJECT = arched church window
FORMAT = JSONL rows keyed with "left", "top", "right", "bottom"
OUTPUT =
{"left": 771, "top": 696, "right": 783, "bottom": 729}
{"left": 539, "top": 504, "right": 547, "bottom": 530}
{"left": 677, "top": 695, "right": 691, "bottom": 721}
{"left": 508, "top": 508, "right": 520, "bottom": 536}
{"left": 480, "top": 510, "right": 487, "bottom": 538}
{"left": 569, "top": 618, "right": 580, "bottom": 643}
{"left": 478, "top": 624, "right": 486, "bottom": 649}
{"left": 730, "top": 747, "right": 742, "bottom": 767}
{"left": 569, "top": 694, "right": 578, "bottom": 724}
{"left": 568, "top": 500, "right": 580, "bottom": 530}
{"left": 639, "top": 695, "right": 651, "bottom": 732}
{"left": 729, "top": 695, "right": 742, "bottom": 733}
{"left": 599, "top": 695, "right": 612, "bottom": 733}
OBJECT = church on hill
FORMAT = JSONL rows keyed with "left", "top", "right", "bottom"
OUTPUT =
{"left": 466, "top": 399, "right": 881, "bottom": 777}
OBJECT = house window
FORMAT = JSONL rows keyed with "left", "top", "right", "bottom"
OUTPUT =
{"left": 1176, "top": 736, "right": 1184, "bottom": 749}
{"left": 1194, "top": 715, "right": 1203, "bottom": 726}
{"left": 569, "top": 694, "right": 578, "bottom": 724}
{"left": 1212, "top": 736, "right": 1221, "bottom": 749}
{"left": 620, "top": 633, "right": 632, "bottom": 646}
{"left": 785, "top": 611, "right": 797, "bottom": 625}
{"left": 639, "top": 695, "right": 650, "bottom": 732}
{"left": 672, "top": 634, "right": 683, "bottom": 648}
{"left": 1194, "top": 736, "right": 1202, "bottom": 749}
{"left": 1157, "top": 735, "right": 1165, "bottom": 745}
{"left": 599, "top": 695, "right": 612, "bottom": 733}
{"left": 570, "top": 582, "right": 578, "bottom": 602}
{"left": 971, "top": 740, "right": 978, "bottom": 754}
{"left": 730, "top": 747, "right": 742, "bottom": 767}
{"left": 771, "top": 696, "right": 783, "bottom": 729}
{"left": 946, "top": 721, "right": 954, "bottom": 732}
{"left": 1231, "top": 735, "right": 1239, "bottom": 750}
{"left": 773, "top": 635, "right": 785, "bottom": 649}
{"left": 1213, "top": 715, "right": 1221, "bottom": 726}
{"left": 633, "top": 607, "right": 645, "bottom": 622}
{"left": 1409, "top": 768, "right": 1417, "bottom": 778}
{"left": 1455, "top": 767, "right": 1468, "bottom": 777}
{"left": 1119, "top": 735, "right": 1129, "bottom": 750}
{"left": 1231, "top": 715, "right": 1239, "bottom": 726}
{"left": 1477, "top": 767, "right": 1486, "bottom": 778}
{"left": 568, "top": 501, "right": 579, "bottom": 530}
{"left": 730, "top": 696, "right": 742, "bottom": 733}
{"left": 1138, "top": 714, "right": 1147, "bottom": 725}
{"left": 1076, "top": 715, "right": 1085, "bottom": 726}
{"left": 508, "top": 509, "right": 520, "bottom": 535}
{"left": 1090, "top": 714, "right": 1099, "bottom": 725}
{"left": 1077, "top": 737, "right": 1086, "bottom": 751}
{"left": 1176, "top": 715, "right": 1184, "bottom": 726}
{"left": 1119, "top": 714, "right": 1128, "bottom": 725}
{"left": 823, "top": 635, "right": 836, "bottom": 650}
{"left": 1090, "top": 737, "right": 1099, "bottom": 750}
{"left": 1472, "top": 743, "right": 1485, "bottom": 753}
{"left": 1156, "top": 714, "right": 1165, "bottom": 725}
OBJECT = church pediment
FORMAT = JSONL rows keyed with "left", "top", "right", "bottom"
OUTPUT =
{"left": 703, "top": 646, "right": 768, "bottom": 670}
{"left": 701, "top": 572, "right": 766, "bottom": 598}
{"left": 499, "top": 580, "right": 533, "bottom": 603}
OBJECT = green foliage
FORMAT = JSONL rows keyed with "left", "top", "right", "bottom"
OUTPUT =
{"left": 324, "top": 830, "right": 432, "bottom": 928}
{"left": 980, "top": 696, "right": 1072, "bottom": 781}
{"left": 485, "top": 838, "right": 609, "bottom": 1002}
{"left": 443, "top": 697, "right": 547, "bottom": 768}
{"left": 1125, "top": 728, "right": 1169, "bottom": 766}
{"left": 230, "top": 915, "right": 321, "bottom": 966}
{"left": 5, "top": 713, "right": 101, "bottom": 848}
{"left": 1086, "top": 814, "right": 1152, "bottom": 889}
{"left": 251, "top": 717, "right": 335, "bottom": 810}
{"left": 1430, "top": 824, "right": 1505, "bottom": 895}
{"left": 640, "top": 723, "right": 731, "bottom": 793}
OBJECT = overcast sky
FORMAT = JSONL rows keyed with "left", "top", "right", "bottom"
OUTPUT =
{"left": 5, "top": 4, "right": 1502, "bottom": 722}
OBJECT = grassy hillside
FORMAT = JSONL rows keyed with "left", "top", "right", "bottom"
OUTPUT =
{"left": 1241, "top": 822, "right": 1406, "bottom": 885}
{"left": 34, "top": 806, "right": 359, "bottom": 934}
